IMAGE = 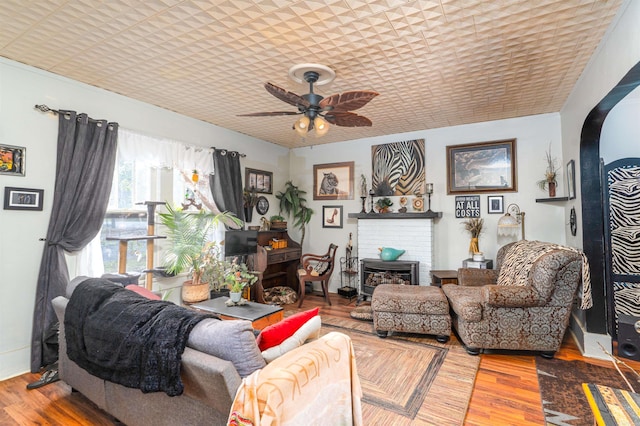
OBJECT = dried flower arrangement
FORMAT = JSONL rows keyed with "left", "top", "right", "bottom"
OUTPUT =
{"left": 537, "top": 145, "right": 559, "bottom": 190}
{"left": 462, "top": 218, "right": 484, "bottom": 254}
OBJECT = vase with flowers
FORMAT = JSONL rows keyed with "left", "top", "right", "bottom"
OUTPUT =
{"left": 462, "top": 217, "right": 484, "bottom": 256}
{"left": 225, "top": 261, "right": 258, "bottom": 302}
{"left": 537, "top": 145, "right": 559, "bottom": 197}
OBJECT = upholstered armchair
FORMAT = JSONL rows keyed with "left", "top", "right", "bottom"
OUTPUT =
{"left": 442, "top": 240, "right": 588, "bottom": 358}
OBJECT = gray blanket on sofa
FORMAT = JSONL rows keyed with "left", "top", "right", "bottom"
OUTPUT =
{"left": 64, "top": 278, "right": 210, "bottom": 396}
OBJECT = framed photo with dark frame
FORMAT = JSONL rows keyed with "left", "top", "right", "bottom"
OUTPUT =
{"left": 0, "top": 144, "right": 26, "bottom": 176}
{"left": 446, "top": 139, "right": 517, "bottom": 194}
{"left": 567, "top": 159, "right": 576, "bottom": 200}
{"left": 4, "top": 187, "right": 44, "bottom": 211}
{"left": 322, "top": 205, "right": 343, "bottom": 228}
{"left": 245, "top": 168, "right": 272, "bottom": 194}
{"left": 487, "top": 195, "right": 504, "bottom": 214}
{"left": 313, "top": 161, "right": 354, "bottom": 200}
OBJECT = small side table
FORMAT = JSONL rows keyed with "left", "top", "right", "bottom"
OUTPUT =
{"left": 462, "top": 259, "right": 494, "bottom": 269}
{"left": 430, "top": 270, "right": 458, "bottom": 287}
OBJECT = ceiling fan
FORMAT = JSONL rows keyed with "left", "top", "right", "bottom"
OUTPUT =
{"left": 238, "top": 65, "right": 379, "bottom": 137}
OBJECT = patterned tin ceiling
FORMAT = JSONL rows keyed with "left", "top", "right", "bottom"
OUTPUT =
{"left": 0, "top": 0, "right": 623, "bottom": 148}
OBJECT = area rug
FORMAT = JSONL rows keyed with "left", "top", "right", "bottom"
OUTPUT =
{"left": 536, "top": 357, "right": 634, "bottom": 425}
{"left": 321, "top": 316, "right": 480, "bottom": 425}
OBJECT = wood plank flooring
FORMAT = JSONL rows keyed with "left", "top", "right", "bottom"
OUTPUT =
{"left": 3, "top": 293, "right": 639, "bottom": 425}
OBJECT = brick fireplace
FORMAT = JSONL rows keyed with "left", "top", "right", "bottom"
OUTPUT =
{"left": 351, "top": 212, "right": 440, "bottom": 287}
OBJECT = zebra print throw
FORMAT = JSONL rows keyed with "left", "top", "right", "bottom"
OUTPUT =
{"left": 497, "top": 240, "right": 592, "bottom": 309}
{"left": 371, "top": 139, "right": 425, "bottom": 196}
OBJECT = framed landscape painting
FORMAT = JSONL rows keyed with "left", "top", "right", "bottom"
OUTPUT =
{"left": 0, "top": 144, "right": 26, "bottom": 176}
{"left": 446, "top": 139, "right": 517, "bottom": 194}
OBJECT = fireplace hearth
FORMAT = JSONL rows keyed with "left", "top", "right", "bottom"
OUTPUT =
{"left": 358, "top": 258, "right": 419, "bottom": 303}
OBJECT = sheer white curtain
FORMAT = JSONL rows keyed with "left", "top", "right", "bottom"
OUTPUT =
{"left": 70, "top": 128, "right": 216, "bottom": 279}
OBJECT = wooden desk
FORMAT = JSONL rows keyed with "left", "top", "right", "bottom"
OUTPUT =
{"left": 430, "top": 270, "right": 458, "bottom": 287}
{"left": 254, "top": 230, "right": 301, "bottom": 303}
{"left": 582, "top": 383, "right": 640, "bottom": 425}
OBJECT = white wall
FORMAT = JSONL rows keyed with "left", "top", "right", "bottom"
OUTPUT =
{"left": 601, "top": 86, "right": 640, "bottom": 163}
{"left": 290, "top": 113, "right": 567, "bottom": 293}
{"left": 0, "top": 58, "right": 288, "bottom": 380}
{"left": 560, "top": 0, "right": 640, "bottom": 248}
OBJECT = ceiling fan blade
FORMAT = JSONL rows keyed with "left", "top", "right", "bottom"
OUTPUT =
{"left": 237, "top": 111, "right": 300, "bottom": 117}
{"left": 320, "top": 90, "right": 379, "bottom": 111}
{"left": 265, "top": 82, "right": 310, "bottom": 108}
{"left": 324, "top": 111, "right": 373, "bottom": 127}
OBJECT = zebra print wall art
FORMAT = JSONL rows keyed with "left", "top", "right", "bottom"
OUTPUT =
{"left": 446, "top": 139, "right": 517, "bottom": 194}
{"left": 371, "top": 139, "right": 425, "bottom": 196}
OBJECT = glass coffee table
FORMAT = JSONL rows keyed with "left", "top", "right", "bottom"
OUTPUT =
{"left": 191, "top": 297, "right": 283, "bottom": 330}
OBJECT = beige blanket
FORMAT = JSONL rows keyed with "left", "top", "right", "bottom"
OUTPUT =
{"left": 228, "top": 331, "right": 363, "bottom": 426}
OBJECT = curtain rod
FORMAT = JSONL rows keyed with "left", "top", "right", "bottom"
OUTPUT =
{"left": 34, "top": 104, "right": 61, "bottom": 114}
{"left": 211, "top": 146, "right": 246, "bottom": 157}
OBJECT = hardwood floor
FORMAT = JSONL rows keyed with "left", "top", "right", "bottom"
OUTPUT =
{"left": 3, "top": 293, "right": 638, "bottom": 425}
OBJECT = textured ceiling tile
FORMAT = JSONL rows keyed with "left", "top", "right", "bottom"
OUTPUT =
{"left": 0, "top": 0, "right": 624, "bottom": 148}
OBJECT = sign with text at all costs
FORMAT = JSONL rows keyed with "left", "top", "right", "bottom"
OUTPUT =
{"left": 455, "top": 195, "right": 480, "bottom": 218}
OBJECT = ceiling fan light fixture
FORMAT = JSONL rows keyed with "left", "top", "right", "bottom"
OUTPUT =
{"left": 314, "top": 116, "right": 329, "bottom": 137}
{"left": 294, "top": 115, "right": 310, "bottom": 136}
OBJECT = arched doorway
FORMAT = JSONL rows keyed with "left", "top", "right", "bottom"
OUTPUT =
{"left": 580, "top": 61, "right": 640, "bottom": 335}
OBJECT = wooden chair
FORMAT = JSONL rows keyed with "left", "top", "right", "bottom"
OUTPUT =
{"left": 296, "top": 244, "right": 338, "bottom": 308}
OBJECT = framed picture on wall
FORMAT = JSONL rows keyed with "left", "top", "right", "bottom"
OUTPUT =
{"left": 3, "top": 187, "right": 44, "bottom": 211}
{"left": 313, "top": 161, "right": 354, "bottom": 200}
{"left": 487, "top": 195, "right": 504, "bottom": 214}
{"left": 322, "top": 205, "right": 343, "bottom": 228}
{"left": 446, "top": 139, "right": 517, "bottom": 194}
{"left": 245, "top": 168, "right": 272, "bottom": 194}
{"left": 567, "top": 159, "right": 576, "bottom": 200}
{"left": 0, "top": 144, "right": 26, "bottom": 176}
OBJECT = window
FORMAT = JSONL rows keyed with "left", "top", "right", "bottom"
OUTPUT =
{"left": 96, "top": 129, "right": 216, "bottom": 279}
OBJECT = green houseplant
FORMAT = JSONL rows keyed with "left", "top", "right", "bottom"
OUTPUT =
{"left": 158, "top": 204, "right": 242, "bottom": 302}
{"left": 275, "top": 181, "right": 313, "bottom": 246}
{"left": 375, "top": 197, "right": 393, "bottom": 213}
{"left": 224, "top": 261, "right": 258, "bottom": 302}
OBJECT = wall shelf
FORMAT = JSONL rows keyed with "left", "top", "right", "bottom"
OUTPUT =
{"left": 535, "top": 197, "right": 569, "bottom": 203}
{"left": 348, "top": 211, "right": 442, "bottom": 219}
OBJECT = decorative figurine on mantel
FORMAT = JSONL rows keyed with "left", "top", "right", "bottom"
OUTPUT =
{"left": 398, "top": 196, "right": 408, "bottom": 213}
{"left": 360, "top": 174, "right": 368, "bottom": 213}
{"left": 412, "top": 190, "right": 424, "bottom": 212}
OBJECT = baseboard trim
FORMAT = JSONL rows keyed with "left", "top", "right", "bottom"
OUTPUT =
{"left": 569, "top": 313, "right": 612, "bottom": 360}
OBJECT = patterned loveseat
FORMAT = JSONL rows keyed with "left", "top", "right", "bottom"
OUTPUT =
{"left": 442, "top": 240, "right": 591, "bottom": 358}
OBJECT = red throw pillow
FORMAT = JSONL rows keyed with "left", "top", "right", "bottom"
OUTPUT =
{"left": 125, "top": 284, "right": 161, "bottom": 300}
{"left": 256, "top": 307, "right": 319, "bottom": 351}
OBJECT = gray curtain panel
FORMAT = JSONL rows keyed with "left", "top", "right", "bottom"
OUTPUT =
{"left": 209, "top": 149, "right": 244, "bottom": 221}
{"left": 30, "top": 111, "right": 118, "bottom": 372}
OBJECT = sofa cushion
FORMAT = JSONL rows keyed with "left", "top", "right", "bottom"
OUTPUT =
{"left": 125, "top": 284, "right": 161, "bottom": 300}
{"left": 261, "top": 315, "right": 322, "bottom": 363}
{"left": 187, "top": 318, "right": 266, "bottom": 378}
{"left": 256, "top": 308, "right": 319, "bottom": 351}
{"left": 441, "top": 285, "right": 483, "bottom": 322}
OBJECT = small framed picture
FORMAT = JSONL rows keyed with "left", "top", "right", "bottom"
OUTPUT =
{"left": 322, "top": 205, "right": 343, "bottom": 228}
{"left": 567, "top": 159, "right": 576, "bottom": 200}
{"left": 487, "top": 195, "right": 504, "bottom": 214}
{"left": 0, "top": 144, "right": 26, "bottom": 176}
{"left": 245, "top": 168, "right": 273, "bottom": 194}
{"left": 4, "top": 187, "right": 44, "bottom": 211}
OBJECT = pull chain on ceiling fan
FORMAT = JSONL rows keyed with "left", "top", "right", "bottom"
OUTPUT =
{"left": 238, "top": 64, "right": 379, "bottom": 137}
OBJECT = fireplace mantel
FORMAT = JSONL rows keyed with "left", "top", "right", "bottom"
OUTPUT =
{"left": 348, "top": 211, "right": 442, "bottom": 220}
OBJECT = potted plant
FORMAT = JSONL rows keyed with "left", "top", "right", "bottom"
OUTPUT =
{"left": 243, "top": 187, "right": 258, "bottom": 222}
{"left": 158, "top": 203, "right": 242, "bottom": 303}
{"left": 537, "top": 145, "right": 559, "bottom": 197}
{"left": 269, "top": 214, "right": 287, "bottom": 230}
{"left": 275, "top": 181, "right": 314, "bottom": 246}
{"left": 224, "top": 261, "right": 258, "bottom": 302}
{"left": 375, "top": 197, "right": 393, "bottom": 213}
